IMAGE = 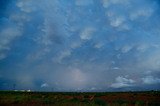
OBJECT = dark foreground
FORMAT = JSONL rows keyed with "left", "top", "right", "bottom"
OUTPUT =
{"left": 0, "top": 91, "right": 160, "bottom": 106}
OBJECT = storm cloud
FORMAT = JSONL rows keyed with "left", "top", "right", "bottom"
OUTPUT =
{"left": 0, "top": 0, "right": 160, "bottom": 91}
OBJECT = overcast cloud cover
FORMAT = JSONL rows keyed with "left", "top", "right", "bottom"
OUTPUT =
{"left": 0, "top": 0, "right": 160, "bottom": 91}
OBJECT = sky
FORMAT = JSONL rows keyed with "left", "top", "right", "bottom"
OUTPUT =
{"left": 0, "top": 0, "right": 160, "bottom": 92}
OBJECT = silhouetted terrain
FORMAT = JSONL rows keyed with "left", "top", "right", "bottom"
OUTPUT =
{"left": 0, "top": 91, "right": 160, "bottom": 106}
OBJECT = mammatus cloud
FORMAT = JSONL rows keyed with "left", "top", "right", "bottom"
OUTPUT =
{"left": 16, "top": 0, "right": 37, "bottom": 13}
{"left": 0, "top": 20, "right": 22, "bottom": 60}
{"left": 0, "top": 0, "right": 160, "bottom": 91}
{"left": 80, "top": 27, "right": 96, "bottom": 40}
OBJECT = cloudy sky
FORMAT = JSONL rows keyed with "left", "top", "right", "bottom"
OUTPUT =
{"left": 0, "top": 0, "right": 160, "bottom": 91}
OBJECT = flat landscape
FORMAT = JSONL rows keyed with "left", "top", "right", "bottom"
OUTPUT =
{"left": 0, "top": 91, "right": 160, "bottom": 106}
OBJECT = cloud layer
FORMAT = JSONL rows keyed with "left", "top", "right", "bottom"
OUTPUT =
{"left": 0, "top": 0, "right": 160, "bottom": 91}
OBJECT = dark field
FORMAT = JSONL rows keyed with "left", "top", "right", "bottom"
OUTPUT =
{"left": 0, "top": 91, "right": 160, "bottom": 106}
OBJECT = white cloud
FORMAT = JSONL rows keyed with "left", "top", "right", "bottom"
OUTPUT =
{"left": 130, "top": 8, "right": 153, "bottom": 20}
{"left": 112, "top": 67, "right": 120, "bottom": 70}
{"left": 107, "top": 12, "right": 126, "bottom": 28}
{"left": 71, "top": 41, "right": 82, "bottom": 49}
{"left": 10, "top": 13, "right": 31, "bottom": 24}
{"left": 111, "top": 76, "right": 135, "bottom": 88}
{"left": 116, "top": 54, "right": 121, "bottom": 59}
{"left": 140, "top": 50, "right": 160, "bottom": 70}
{"left": 111, "top": 17, "right": 124, "bottom": 27}
{"left": 0, "top": 26, "right": 22, "bottom": 60}
{"left": 102, "top": 0, "right": 130, "bottom": 8}
{"left": 75, "top": 0, "right": 93, "bottom": 6}
{"left": 142, "top": 76, "right": 160, "bottom": 84}
{"left": 16, "top": 0, "right": 37, "bottom": 13}
{"left": 26, "top": 47, "right": 51, "bottom": 61}
{"left": 40, "top": 19, "right": 55, "bottom": 46}
{"left": 53, "top": 50, "right": 71, "bottom": 63}
{"left": 94, "top": 42, "right": 104, "bottom": 49}
{"left": 103, "top": 0, "right": 156, "bottom": 31}
{"left": 136, "top": 44, "right": 149, "bottom": 52}
{"left": 106, "top": 11, "right": 129, "bottom": 30}
{"left": 152, "top": 44, "right": 160, "bottom": 48}
{"left": 90, "top": 87, "right": 96, "bottom": 91}
{"left": 102, "top": 0, "right": 110, "bottom": 8}
{"left": 41, "top": 83, "right": 49, "bottom": 88}
{"left": 80, "top": 27, "right": 96, "bottom": 40}
{"left": 111, "top": 0, "right": 129, "bottom": 4}
{"left": 0, "top": 27, "right": 21, "bottom": 48}
{"left": 121, "top": 45, "right": 133, "bottom": 53}
{"left": 59, "top": 50, "right": 71, "bottom": 60}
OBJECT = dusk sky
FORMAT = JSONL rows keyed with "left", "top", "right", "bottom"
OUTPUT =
{"left": 0, "top": 0, "right": 160, "bottom": 91}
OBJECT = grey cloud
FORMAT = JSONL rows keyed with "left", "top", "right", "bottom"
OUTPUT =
{"left": 142, "top": 76, "right": 160, "bottom": 84}
{"left": 0, "top": 20, "right": 22, "bottom": 60}
{"left": 111, "top": 76, "right": 135, "bottom": 88}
